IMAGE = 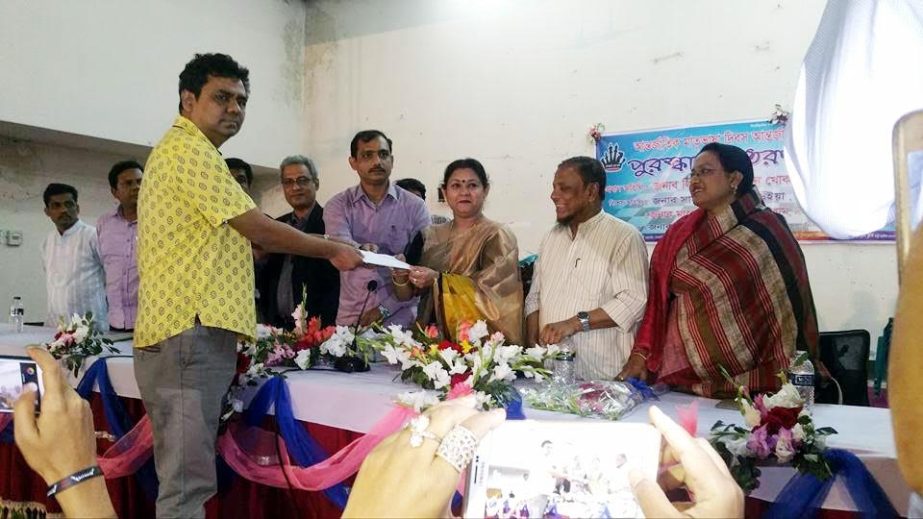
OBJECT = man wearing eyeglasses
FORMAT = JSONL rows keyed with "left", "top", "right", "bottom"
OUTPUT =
{"left": 256, "top": 155, "right": 340, "bottom": 328}
{"left": 324, "top": 130, "right": 430, "bottom": 328}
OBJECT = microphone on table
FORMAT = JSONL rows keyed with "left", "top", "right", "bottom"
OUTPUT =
{"left": 337, "top": 279, "right": 378, "bottom": 373}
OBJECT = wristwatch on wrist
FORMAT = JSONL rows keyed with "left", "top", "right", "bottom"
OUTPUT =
{"left": 577, "top": 311, "right": 590, "bottom": 332}
{"left": 378, "top": 305, "right": 392, "bottom": 320}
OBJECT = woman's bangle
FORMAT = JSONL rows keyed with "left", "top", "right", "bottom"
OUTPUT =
{"left": 47, "top": 465, "right": 104, "bottom": 497}
{"left": 630, "top": 350, "right": 649, "bottom": 361}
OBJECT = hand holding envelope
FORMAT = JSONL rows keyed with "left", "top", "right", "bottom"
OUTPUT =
{"left": 360, "top": 250, "right": 411, "bottom": 270}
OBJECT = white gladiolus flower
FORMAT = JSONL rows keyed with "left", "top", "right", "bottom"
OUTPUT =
{"left": 255, "top": 324, "right": 274, "bottom": 339}
{"left": 422, "top": 361, "right": 451, "bottom": 389}
{"left": 544, "top": 344, "right": 561, "bottom": 357}
{"left": 294, "top": 349, "right": 312, "bottom": 369}
{"left": 320, "top": 326, "right": 354, "bottom": 357}
{"left": 395, "top": 391, "right": 439, "bottom": 412}
{"left": 449, "top": 358, "right": 468, "bottom": 375}
{"left": 474, "top": 391, "right": 492, "bottom": 408}
{"left": 792, "top": 423, "right": 806, "bottom": 443}
{"left": 525, "top": 346, "right": 546, "bottom": 361}
{"left": 495, "top": 345, "right": 521, "bottom": 365}
{"left": 741, "top": 400, "right": 762, "bottom": 428}
{"left": 439, "top": 348, "right": 459, "bottom": 365}
{"left": 764, "top": 383, "right": 803, "bottom": 409}
{"left": 73, "top": 325, "right": 89, "bottom": 343}
{"left": 490, "top": 363, "right": 514, "bottom": 383}
{"left": 387, "top": 325, "right": 418, "bottom": 347}
{"left": 380, "top": 344, "right": 401, "bottom": 365}
{"left": 775, "top": 433, "right": 796, "bottom": 464}
{"left": 722, "top": 436, "right": 753, "bottom": 462}
{"left": 468, "top": 321, "right": 490, "bottom": 343}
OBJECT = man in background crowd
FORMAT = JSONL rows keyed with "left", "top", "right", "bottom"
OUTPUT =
{"left": 324, "top": 130, "right": 430, "bottom": 327}
{"left": 257, "top": 154, "right": 340, "bottom": 327}
{"left": 396, "top": 177, "right": 449, "bottom": 224}
{"left": 97, "top": 160, "right": 143, "bottom": 331}
{"left": 41, "top": 183, "right": 108, "bottom": 330}
{"left": 226, "top": 157, "right": 253, "bottom": 197}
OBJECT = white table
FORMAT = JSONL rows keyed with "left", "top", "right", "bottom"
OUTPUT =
{"left": 0, "top": 324, "right": 910, "bottom": 514}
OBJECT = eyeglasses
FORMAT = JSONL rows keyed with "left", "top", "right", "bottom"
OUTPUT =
{"left": 357, "top": 149, "right": 392, "bottom": 161}
{"left": 688, "top": 167, "right": 720, "bottom": 180}
{"left": 281, "top": 176, "right": 316, "bottom": 189}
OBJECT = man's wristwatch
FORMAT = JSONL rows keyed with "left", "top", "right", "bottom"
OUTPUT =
{"left": 577, "top": 311, "right": 590, "bottom": 332}
{"left": 378, "top": 305, "right": 392, "bottom": 321}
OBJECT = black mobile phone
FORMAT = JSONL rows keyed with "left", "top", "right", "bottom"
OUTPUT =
{"left": 0, "top": 357, "right": 44, "bottom": 413}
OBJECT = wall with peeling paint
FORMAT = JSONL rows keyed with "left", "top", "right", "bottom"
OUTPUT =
{"left": 298, "top": 0, "right": 898, "bottom": 341}
{"left": 0, "top": 0, "right": 307, "bottom": 319}
{"left": 0, "top": 0, "right": 306, "bottom": 169}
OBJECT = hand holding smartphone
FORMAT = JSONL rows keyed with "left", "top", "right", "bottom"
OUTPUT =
{"left": 0, "top": 356, "right": 44, "bottom": 413}
{"left": 465, "top": 421, "right": 661, "bottom": 518}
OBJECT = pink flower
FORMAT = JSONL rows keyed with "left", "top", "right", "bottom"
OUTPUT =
{"left": 424, "top": 324, "right": 439, "bottom": 339}
{"left": 775, "top": 427, "right": 796, "bottom": 463}
{"left": 265, "top": 344, "right": 295, "bottom": 366}
{"left": 746, "top": 424, "right": 774, "bottom": 459}
{"left": 457, "top": 322, "right": 472, "bottom": 343}
{"left": 753, "top": 394, "right": 769, "bottom": 420}
{"left": 447, "top": 381, "right": 473, "bottom": 400}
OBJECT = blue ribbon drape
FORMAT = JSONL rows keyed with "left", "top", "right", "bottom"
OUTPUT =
{"left": 766, "top": 448, "right": 898, "bottom": 519}
{"left": 626, "top": 377, "right": 659, "bottom": 401}
{"left": 242, "top": 376, "right": 350, "bottom": 509}
{"left": 75, "top": 357, "right": 159, "bottom": 501}
{"left": 503, "top": 387, "right": 526, "bottom": 420}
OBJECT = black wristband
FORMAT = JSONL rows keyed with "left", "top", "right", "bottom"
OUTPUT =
{"left": 47, "top": 465, "right": 104, "bottom": 497}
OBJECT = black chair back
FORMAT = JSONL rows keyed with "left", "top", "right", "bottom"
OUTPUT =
{"left": 816, "top": 330, "right": 870, "bottom": 406}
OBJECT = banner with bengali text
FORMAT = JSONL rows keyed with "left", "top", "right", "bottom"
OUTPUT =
{"left": 595, "top": 120, "right": 895, "bottom": 242}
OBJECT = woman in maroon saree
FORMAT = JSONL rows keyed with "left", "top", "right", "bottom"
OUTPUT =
{"left": 618, "top": 143, "right": 819, "bottom": 398}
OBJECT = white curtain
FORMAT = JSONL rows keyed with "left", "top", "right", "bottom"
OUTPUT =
{"left": 784, "top": 0, "right": 923, "bottom": 239}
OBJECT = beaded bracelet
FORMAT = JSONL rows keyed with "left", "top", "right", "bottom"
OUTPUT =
{"left": 47, "top": 465, "right": 104, "bottom": 497}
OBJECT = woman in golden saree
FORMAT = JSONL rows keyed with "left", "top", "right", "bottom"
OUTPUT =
{"left": 393, "top": 158, "right": 524, "bottom": 345}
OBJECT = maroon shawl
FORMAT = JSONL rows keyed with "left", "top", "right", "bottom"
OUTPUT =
{"left": 634, "top": 189, "right": 819, "bottom": 397}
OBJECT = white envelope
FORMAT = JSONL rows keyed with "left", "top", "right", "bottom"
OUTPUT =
{"left": 360, "top": 250, "right": 411, "bottom": 270}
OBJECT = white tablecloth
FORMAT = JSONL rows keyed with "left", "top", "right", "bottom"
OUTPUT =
{"left": 0, "top": 324, "right": 910, "bottom": 514}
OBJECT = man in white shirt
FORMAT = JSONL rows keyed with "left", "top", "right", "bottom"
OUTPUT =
{"left": 525, "top": 157, "right": 648, "bottom": 380}
{"left": 41, "top": 183, "right": 108, "bottom": 330}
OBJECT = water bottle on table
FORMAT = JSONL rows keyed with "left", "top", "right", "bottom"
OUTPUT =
{"left": 552, "top": 346, "right": 576, "bottom": 385}
{"left": 9, "top": 296, "right": 24, "bottom": 333}
{"left": 788, "top": 351, "right": 815, "bottom": 413}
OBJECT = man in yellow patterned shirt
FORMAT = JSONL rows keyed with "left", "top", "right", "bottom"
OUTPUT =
{"left": 136, "top": 53, "right": 362, "bottom": 518}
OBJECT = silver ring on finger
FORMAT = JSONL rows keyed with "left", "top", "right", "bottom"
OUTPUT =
{"left": 435, "top": 424, "right": 478, "bottom": 472}
{"left": 405, "top": 415, "right": 441, "bottom": 448}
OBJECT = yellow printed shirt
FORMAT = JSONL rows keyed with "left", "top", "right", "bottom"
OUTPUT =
{"left": 134, "top": 116, "right": 256, "bottom": 348}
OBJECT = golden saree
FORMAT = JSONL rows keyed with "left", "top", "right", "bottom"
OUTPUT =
{"left": 416, "top": 219, "right": 524, "bottom": 345}
{"left": 634, "top": 189, "right": 819, "bottom": 397}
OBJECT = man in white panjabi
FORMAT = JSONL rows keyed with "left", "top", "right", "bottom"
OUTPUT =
{"left": 41, "top": 183, "right": 108, "bottom": 330}
{"left": 525, "top": 157, "right": 648, "bottom": 380}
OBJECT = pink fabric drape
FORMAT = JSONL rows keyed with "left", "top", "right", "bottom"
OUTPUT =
{"left": 217, "top": 406, "right": 416, "bottom": 490}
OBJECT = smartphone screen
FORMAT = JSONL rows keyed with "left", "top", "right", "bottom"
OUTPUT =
{"left": 0, "top": 357, "right": 44, "bottom": 413}
{"left": 465, "top": 421, "right": 661, "bottom": 518}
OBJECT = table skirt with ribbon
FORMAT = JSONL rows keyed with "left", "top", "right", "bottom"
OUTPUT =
{"left": 0, "top": 393, "right": 363, "bottom": 519}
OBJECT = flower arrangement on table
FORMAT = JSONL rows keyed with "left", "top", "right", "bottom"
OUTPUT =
{"left": 366, "top": 320, "right": 557, "bottom": 409}
{"left": 708, "top": 367, "right": 837, "bottom": 493}
{"left": 521, "top": 379, "right": 652, "bottom": 421}
{"left": 44, "top": 312, "right": 119, "bottom": 377}
{"left": 235, "top": 302, "right": 377, "bottom": 386}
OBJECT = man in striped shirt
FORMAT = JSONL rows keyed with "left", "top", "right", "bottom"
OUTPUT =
{"left": 525, "top": 157, "right": 648, "bottom": 380}
{"left": 41, "top": 183, "right": 108, "bottom": 330}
